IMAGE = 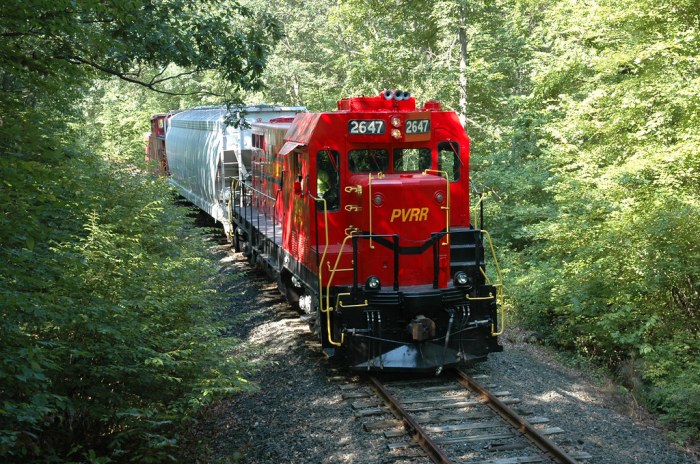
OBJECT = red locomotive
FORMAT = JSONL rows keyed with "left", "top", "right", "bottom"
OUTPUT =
{"left": 226, "top": 90, "right": 503, "bottom": 373}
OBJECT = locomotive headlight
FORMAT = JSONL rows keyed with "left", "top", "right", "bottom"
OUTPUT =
{"left": 366, "top": 275, "right": 381, "bottom": 291}
{"left": 454, "top": 271, "right": 469, "bottom": 286}
{"left": 390, "top": 116, "right": 401, "bottom": 128}
{"left": 391, "top": 128, "right": 402, "bottom": 139}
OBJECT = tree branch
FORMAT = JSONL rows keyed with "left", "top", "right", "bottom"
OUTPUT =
{"left": 59, "top": 54, "right": 220, "bottom": 97}
{"left": 148, "top": 70, "right": 200, "bottom": 86}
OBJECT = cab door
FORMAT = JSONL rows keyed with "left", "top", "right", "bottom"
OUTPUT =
{"left": 282, "top": 147, "right": 311, "bottom": 265}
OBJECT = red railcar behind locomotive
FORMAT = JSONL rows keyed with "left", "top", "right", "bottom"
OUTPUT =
{"left": 228, "top": 90, "right": 503, "bottom": 373}
{"left": 145, "top": 113, "right": 170, "bottom": 175}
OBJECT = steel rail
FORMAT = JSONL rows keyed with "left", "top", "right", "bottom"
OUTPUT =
{"left": 455, "top": 369, "right": 578, "bottom": 464}
{"left": 368, "top": 376, "right": 454, "bottom": 464}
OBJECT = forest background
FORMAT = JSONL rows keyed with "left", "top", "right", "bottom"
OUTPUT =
{"left": 1, "top": 0, "right": 698, "bottom": 462}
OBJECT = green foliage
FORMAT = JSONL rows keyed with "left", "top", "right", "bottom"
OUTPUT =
{"left": 0, "top": 0, "right": 279, "bottom": 98}
{"left": 498, "top": 0, "right": 700, "bottom": 441}
{"left": 1, "top": 1, "right": 277, "bottom": 461}
{"left": 0, "top": 151, "right": 252, "bottom": 461}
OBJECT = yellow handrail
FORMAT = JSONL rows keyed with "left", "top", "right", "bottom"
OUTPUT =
{"left": 423, "top": 169, "right": 451, "bottom": 245}
{"left": 314, "top": 182, "right": 368, "bottom": 346}
{"left": 308, "top": 193, "right": 347, "bottom": 347}
{"left": 327, "top": 260, "right": 353, "bottom": 273}
{"left": 471, "top": 193, "right": 485, "bottom": 228}
{"left": 308, "top": 194, "right": 332, "bottom": 312}
{"left": 367, "top": 173, "right": 374, "bottom": 249}
{"left": 321, "top": 233, "right": 361, "bottom": 346}
{"left": 367, "top": 172, "right": 385, "bottom": 250}
{"left": 324, "top": 232, "right": 356, "bottom": 312}
{"left": 336, "top": 293, "right": 368, "bottom": 308}
{"left": 480, "top": 230, "right": 505, "bottom": 336}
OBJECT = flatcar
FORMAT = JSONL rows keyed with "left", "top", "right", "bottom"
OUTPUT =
{"left": 158, "top": 91, "right": 503, "bottom": 374}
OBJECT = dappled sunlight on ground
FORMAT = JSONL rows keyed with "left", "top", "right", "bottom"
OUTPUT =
{"left": 471, "top": 337, "right": 696, "bottom": 464}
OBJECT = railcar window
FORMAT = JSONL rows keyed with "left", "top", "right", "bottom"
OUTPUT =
{"left": 292, "top": 150, "right": 302, "bottom": 177}
{"left": 317, "top": 150, "right": 340, "bottom": 211}
{"left": 348, "top": 149, "right": 389, "bottom": 173}
{"left": 252, "top": 134, "right": 265, "bottom": 149}
{"left": 437, "top": 141, "right": 461, "bottom": 182}
{"left": 393, "top": 148, "right": 431, "bottom": 172}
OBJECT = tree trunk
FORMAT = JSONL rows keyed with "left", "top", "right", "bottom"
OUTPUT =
{"left": 458, "top": 1, "right": 469, "bottom": 128}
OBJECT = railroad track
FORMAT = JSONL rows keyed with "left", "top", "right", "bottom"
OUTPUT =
{"left": 340, "top": 370, "right": 592, "bottom": 464}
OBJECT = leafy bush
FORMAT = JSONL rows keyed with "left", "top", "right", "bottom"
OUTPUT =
{"left": 497, "top": 0, "right": 700, "bottom": 442}
{"left": 0, "top": 1, "right": 279, "bottom": 458}
{"left": 0, "top": 149, "right": 251, "bottom": 462}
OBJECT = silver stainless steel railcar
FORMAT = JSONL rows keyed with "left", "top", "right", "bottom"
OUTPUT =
{"left": 165, "top": 105, "right": 306, "bottom": 235}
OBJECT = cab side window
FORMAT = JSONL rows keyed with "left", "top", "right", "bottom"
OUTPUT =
{"left": 316, "top": 150, "right": 340, "bottom": 211}
{"left": 437, "top": 141, "right": 460, "bottom": 182}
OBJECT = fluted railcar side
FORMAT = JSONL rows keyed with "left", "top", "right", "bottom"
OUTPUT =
{"left": 163, "top": 105, "right": 305, "bottom": 236}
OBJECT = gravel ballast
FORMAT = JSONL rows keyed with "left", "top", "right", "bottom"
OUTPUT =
{"left": 190, "top": 245, "right": 698, "bottom": 464}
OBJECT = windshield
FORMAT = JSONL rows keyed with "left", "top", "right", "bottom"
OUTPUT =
{"left": 348, "top": 149, "right": 389, "bottom": 173}
{"left": 393, "top": 147, "right": 431, "bottom": 172}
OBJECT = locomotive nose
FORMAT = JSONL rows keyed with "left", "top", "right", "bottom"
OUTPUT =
{"left": 346, "top": 173, "right": 450, "bottom": 289}
{"left": 364, "top": 174, "right": 446, "bottom": 241}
